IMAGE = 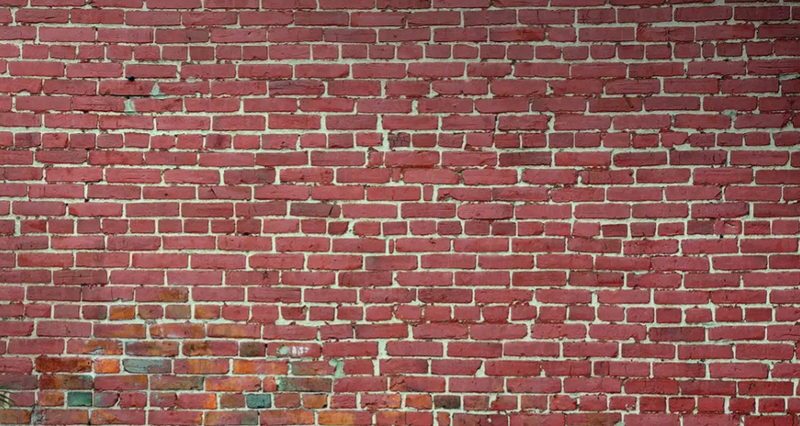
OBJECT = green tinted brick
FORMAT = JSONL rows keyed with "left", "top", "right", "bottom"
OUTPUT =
{"left": 245, "top": 394, "right": 272, "bottom": 409}
{"left": 67, "top": 392, "right": 93, "bottom": 407}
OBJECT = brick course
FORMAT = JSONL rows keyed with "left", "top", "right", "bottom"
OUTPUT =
{"left": 0, "top": 0, "right": 800, "bottom": 425}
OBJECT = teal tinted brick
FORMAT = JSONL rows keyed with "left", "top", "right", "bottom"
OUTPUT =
{"left": 122, "top": 358, "right": 170, "bottom": 374}
{"left": 67, "top": 392, "right": 93, "bottom": 407}
{"left": 245, "top": 394, "right": 272, "bottom": 409}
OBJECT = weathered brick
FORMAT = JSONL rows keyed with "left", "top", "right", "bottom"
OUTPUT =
{"left": 0, "top": 3, "right": 797, "bottom": 425}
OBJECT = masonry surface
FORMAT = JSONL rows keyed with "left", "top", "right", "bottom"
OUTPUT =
{"left": 0, "top": 0, "right": 799, "bottom": 425}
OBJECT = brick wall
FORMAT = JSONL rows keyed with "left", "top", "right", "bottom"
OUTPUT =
{"left": 1, "top": 0, "right": 799, "bottom": 425}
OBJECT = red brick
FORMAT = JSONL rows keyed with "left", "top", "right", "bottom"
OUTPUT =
{"left": 0, "top": 5, "right": 797, "bottom": 424}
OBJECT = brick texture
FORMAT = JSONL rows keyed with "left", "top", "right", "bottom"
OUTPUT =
{"left": 1, "top": 0, "right": 800, "bottom": 425}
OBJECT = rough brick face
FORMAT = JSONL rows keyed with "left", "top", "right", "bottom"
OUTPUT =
{"left": 0, "top": 0, "right": 799, "bottom": 425}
